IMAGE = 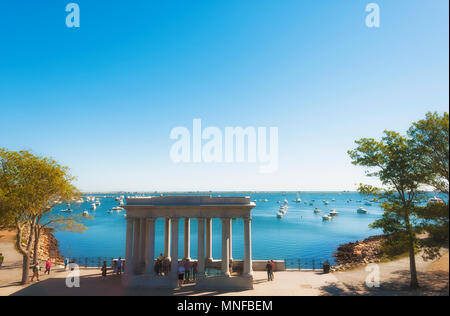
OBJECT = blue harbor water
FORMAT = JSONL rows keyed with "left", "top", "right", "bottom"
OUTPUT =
{"left": 52, "top": 192, "right": 389, "bottom": 266}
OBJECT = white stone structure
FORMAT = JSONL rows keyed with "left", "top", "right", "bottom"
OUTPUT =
{"left": 122, "top": 195, "right": 255, "bottom": 290}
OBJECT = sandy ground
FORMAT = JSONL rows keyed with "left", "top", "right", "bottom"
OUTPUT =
{"left": 1, "top": 231, "right": 448, "bottom": 296}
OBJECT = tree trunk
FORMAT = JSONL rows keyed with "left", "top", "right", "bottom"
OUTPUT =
{"left": 404, "top": 211, "right": 419, "bottom": 289}
{"left": 21, "top": 254, "right": 31, "bottom": 285}
{"left": 33, "top": 226, "right": 41, "bottom": 264}
{"left": 16, "top": 219, "right": 35, "bottom": 285}
{"left": 408, "top": 232, "right": 419, "bottom": 289}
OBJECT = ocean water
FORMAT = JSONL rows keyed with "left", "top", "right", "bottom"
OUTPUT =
{"left": 52, "top": 192, "right": 387, "bottom": 265}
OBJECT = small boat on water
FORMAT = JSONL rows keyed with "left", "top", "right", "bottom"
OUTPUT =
{"left": 331, "top": 198, "right": 336, "bottom": 202}
{"left": 357, "top": 207, "right": 368, "bottom": 214}
{"left": 82, "top": 211, "right": 89, "bottom": 216}
{"left": 295, "top": 193, "right": 302, "bottom": 203}
{"left": 329, "top": 209, "right": 339, "bottom": 216}
{"left": 61, "top": 209, "right": 72, "bottom": 213}
{"left": 276, "top": 211, "right": 284, "bottom": 219}
{"left": 313, "top": 208, "right": 321, "bottom": 213}
{"left": 279, "top": 206, "right": 288, "bottom": 214}
{"left": 323, "top": 200, "right": 329, "bottom": 205}
{"left": 428, "top": 196, "right": 444, "bottom": 206}
{"left": 322, "top": 215, "right": 332, "bottom": 221}
{"left": 112, "top": 206, "right": 124, "bottom": 212}
{"left": 90, "top": 203, "right": 96, "bottom": 210}
{"left": 364, "top": 201, "right": 372, "bottom": 206}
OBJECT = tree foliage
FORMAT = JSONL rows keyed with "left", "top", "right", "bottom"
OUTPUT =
{"left": 348, "top": 112, "right": 449, "bottom": 289}
{"left": 0, "top": 148, "right": 85, "bottom": 284}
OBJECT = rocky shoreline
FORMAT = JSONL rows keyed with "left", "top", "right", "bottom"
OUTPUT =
{"left": 332, "top": 235, "right": 386, "bottom": 271}
{"left": 21, "top": 228, "right": 64, "bottom": 265}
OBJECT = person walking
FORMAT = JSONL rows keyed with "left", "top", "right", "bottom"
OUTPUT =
{"left": 117, "top": 257, "right": 123, "bottom": 275}
{"left": 270, "top": 260, "right": 275, "bottom": 281}
{"left": 44, "top": 258, "right": 51, "bottom": 275}
{"left": 101, "top": 261, "right": 108, "bottom": 279}
{"left": 183, "top": 259, "right": 191, "bottom": 283}
{"left": 156, "top": 254, "right": 164, "bottom": 276}
{"left": 31, "top": 261, "right": 41, "bottom": 282}
{"left": 265, "top": 261, "right": 272, "bottom": 281}
{"left": 0, "top": 253, "right": 4, "bottom": 269}
{"left": 177, "top": 262, "right": 185, "bottom": 288}
{"left": 192, "top": 261, "right": 198, "bottom": 281}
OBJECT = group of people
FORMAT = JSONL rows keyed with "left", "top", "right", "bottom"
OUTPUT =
{"left": 266, "top": 260, "right": 275, "bottom": 281}
{"left": 101, "top": 257, "right": 124, "bottom": 279}
{"left": 154, "top": 254, "right": 171, "bottom": 276}
{"left": 30, "top": 258, "right": 52, "bottom": 282}
{"left": 177, "top": 258, "right": 198, "bottom": 288}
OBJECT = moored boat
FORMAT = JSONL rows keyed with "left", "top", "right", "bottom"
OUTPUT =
{"left": 357, "top": 207, "right": 368, "bottom": 214}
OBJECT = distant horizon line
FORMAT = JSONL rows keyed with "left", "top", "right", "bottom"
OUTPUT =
{"left": 79, "top": 190, "right": 440, "bottom": 194}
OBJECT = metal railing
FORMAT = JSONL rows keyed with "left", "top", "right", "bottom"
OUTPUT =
{"left": 64, "top": 257, "right": 335, "bottom": 271}
{"left": 284, "top": 258, "right": 334, "bottom": 270}
{"left": 66, "top": 257, "right": 120, "bottom": 268}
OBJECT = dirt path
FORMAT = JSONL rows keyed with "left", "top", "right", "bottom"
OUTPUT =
{"left": 323, "top": 252, "right": 449, "bottom": 296}
{"left": 0, "top": 236, "right": 25, "bottom": 296}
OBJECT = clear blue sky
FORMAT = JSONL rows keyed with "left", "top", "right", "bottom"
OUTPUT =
{"left": 0, "top": 0, "right": 448, "bottom": 192}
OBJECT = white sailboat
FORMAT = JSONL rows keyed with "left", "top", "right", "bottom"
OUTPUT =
{"left": 329, "top": 209, "right": 339, "bottom": 216}
{"left": 357, "top": 207, "right": 368, "bottom": 214}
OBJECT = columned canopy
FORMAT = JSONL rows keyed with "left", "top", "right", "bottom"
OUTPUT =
{"left": 122, "top": 195, "right": 255, "bottom": 290}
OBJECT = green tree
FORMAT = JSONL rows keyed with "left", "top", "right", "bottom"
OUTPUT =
{"left": 348, "top": 131, "right": 432, "bottom": 289}
{"left": 409, "top": 112, "right": 449, "bottom": 259}
{"left": 0, "top": 148, "right": 84, "bottom": 284}
{"left": 408, "top": 112, "right": 449, "bottom": 194}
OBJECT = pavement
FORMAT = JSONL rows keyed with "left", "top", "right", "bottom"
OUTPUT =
{"left": 1, "top": 229, "right": 448, "bottom": 296}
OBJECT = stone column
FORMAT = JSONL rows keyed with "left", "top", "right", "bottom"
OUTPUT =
{"left": 183, "top": 217, "right": 191, "bottom": 260}
{"left": 221, "top": 218, "right": 231, "bottom": 277}
{"left": 229, "top": 219, "right": 233, "bottom": 260}
{"left": 205, "top": 218, "right": 213, "bottom": 262}
{"left": 197, "top": 218, "right": 205, "bottom": 276}
{"left": 243, "top": 217, "right": 253, "bottom": 276}
{"left": 145, "top": 218, "right": 156, "bottom": 276}
{"left": 140, "top": 218, "right": 148, "bottom": 271}
{"left": 164, "top": 218, "right": 171, "bottom": 259}
{"left": 170, "top": 218, "right": 179, "bottom": 283}
{"left": 125, "top": 217, "right": 134, "bottom": 275}
{"left": 132, "top": 218, "right": 141, "bottom": 273}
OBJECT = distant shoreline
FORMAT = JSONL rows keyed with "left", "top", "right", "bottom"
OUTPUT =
{"left": 81, "top": 191, "right": 360, "bottom": 194}
{"left": 79, "top": 190, "right": 440, "bottom": 195}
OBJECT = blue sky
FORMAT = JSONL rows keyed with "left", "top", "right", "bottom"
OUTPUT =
{"left": 0, "top": 0, "right": 448, "bottom": 192}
